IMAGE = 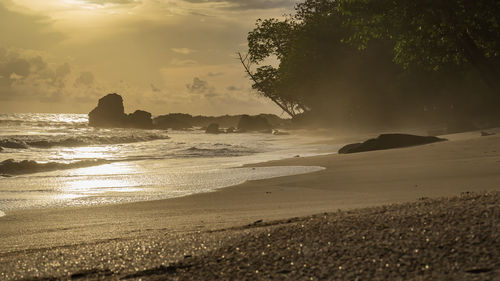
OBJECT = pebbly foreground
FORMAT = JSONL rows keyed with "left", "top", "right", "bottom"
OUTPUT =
{"left": 1, "top": 192, "right": 498, "bottom": 280}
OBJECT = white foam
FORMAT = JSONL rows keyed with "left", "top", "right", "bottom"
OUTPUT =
{"left": 0, "top": 211, "right": 5, "bottom": 217}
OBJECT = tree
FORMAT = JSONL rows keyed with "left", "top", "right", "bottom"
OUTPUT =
{"left": 241, "top": 0, "right": 404, "bottom": 125}
{"left": 239, "top": 18, "right": 308, "bottom": 117}
{"left": 340, "top": 0, "right": 500, "bottom": 93}
{"left": 241, "top": 0, "right": 500, "bottom": 128}
{"left": 238, "top": 52, "right": 302, "bottom": 117}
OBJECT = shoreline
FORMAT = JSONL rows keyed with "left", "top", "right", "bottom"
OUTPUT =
{"left": 1, "top": 130, "right": 500, "bottom": 279}
{"left": 0, "top": 130, "right": 338, "bottom": 213}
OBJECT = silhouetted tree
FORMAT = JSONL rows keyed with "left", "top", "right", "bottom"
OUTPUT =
{"left": 238, "top": 18, "right": 308, "bottom": 117}
{"left": 340, "top": 0, "right": 500, "bottom": 93}
{"left": 240, "top": 0, "right": 500, "bottom": 128}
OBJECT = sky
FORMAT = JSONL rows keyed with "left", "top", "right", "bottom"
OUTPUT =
{"left": 0, "top": 0, "right": 298, "bottom": 115}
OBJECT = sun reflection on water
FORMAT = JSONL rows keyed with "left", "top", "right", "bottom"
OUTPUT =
{"left": 59, "top": 162, "right": 143, "bottom": 199}
{"left": 69, "top": 162, "right": 138, "bottom": 176}
{"left": 53, "top": 193, "right": 89, "bottom": 200}
{"left": 57, "top": 146, "right": 117, "bottom": 161}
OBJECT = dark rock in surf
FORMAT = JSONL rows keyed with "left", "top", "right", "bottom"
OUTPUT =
{"left": 338, "top": 134, "right": 446, "bottom": 154}
{"left": 226, "top": 127, "right": 236, "bottom": 133}
{"left": 153, "top": 114, "right": 193, "bottom": 130}
{"left": 127, "top": 110, "right": 153, "bottom": 129}
{"left": 89, "top": 93, "right": 127, "bottom": 128}
{"left": 205, "top": 123, "right": 220, "bottom": 134}
{"left": 237, "top": 115, "right": 272, "bottom": 133}
{"left": 89, "top": 93, "right": 153, "bottom": 129}
{"left": 152, "top": 113, "right": 287, "bottom": 130}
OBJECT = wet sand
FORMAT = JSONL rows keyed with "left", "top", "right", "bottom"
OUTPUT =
{"left": 0, "top": 130, "right": 499, "bottom": 280}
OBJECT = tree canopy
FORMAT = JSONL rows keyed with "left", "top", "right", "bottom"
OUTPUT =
{"left": 241, "top": 0, "right": 500, "bottom": 129}
{"left": 341, "top": 0, "right": 500, "bottom": 90}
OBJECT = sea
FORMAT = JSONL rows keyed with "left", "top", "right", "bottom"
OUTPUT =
{"left": 0, "top": 113, "right": 335, "bottom": 216}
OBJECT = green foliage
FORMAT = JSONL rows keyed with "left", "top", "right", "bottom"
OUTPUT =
{"left": 242, "top": 0, "right": 500, "bottom": 127}
{"left": 340, "top": 0, "right": 500, "bottom": 71}
{"left": 241, "top": 18, "right": 306, "bottom": 116}
{"left": 247, "top": 19, "right": 295, "bottom": 63}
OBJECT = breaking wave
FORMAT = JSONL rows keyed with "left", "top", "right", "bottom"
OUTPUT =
{"left": 0, "top": 119, "right": 88, "bottom": 128}
{"left": 0, "top": 134, "right": 170, "bottom": 149}
{"left": 0, "top": 113, "right": 88, "bottom": 129}
{"left": 0, "top": 159, "right": 110, "bottom": 176}
{"left": 179, "top": 146, "right": 256, "bottom": 157}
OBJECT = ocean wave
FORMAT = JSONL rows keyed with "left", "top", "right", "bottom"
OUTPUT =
{"left": 0, "top": 139, "right": 29, "bottom": 149}
{"left": 180, "top": 146, "right": 255, "bottom": 157}
{"left": 0, "top": 134, "right": 170, "bottom": 149}
{"left": 0, "top": 159, "right": 110, "bottom": 176}
{"left": 0, "top": 119, "right": 88, "bottom": 129}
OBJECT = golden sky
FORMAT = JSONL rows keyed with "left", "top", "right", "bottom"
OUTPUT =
{"left": 0, "top": 0, "right": 297, "bottom": 115}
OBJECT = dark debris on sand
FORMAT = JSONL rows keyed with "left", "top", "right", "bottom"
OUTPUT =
{"left": 1, "top": 192, "right": 499, "bottom": 281}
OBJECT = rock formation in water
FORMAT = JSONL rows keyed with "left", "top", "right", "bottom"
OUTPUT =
{"left": 89, "top": 93, "right": 126, "bottom": 128}
{"left": 338, "top": 134, "right": 446, "bottom": 154}
{"left": 153, "top": 113, "right": 287, "bottom": 131}
{"left": 127, "top": 110, "right": 153, "bottom": 129}
{"left": 237, "top": 115, "right": 272, "bottom": 133}
{"left": 153, "top": 113, "right": 193, "bottom": 130}
{"left": 89, "top": 94, "right": 289, "bottom": 131}
{"left": 89, "top": 93, "right": 153, "bottom": 129}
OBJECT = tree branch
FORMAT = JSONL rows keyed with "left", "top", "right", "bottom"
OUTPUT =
{"left": 237, "top": 52, "right": 296, "bottom": 117}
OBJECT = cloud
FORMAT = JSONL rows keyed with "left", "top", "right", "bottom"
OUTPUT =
{"left": 171, "top": 47, "right": 195, "bottom": 55}
{"left": 186, "top": 77, "right": 208, "bottom": 92}
{"left": 150, "top": 83, "right": 161, "bottom": 92}
{"left": 186, "top": 77, "right": 218, "bottom": 98}
{"left": 207, "top": 71, "right": 224, "bottom": 77}
{"left": 55, "top": 63, "right": 71, "bottom": 78}
{"left": 82, "top": 0, "right": 141, "bottom": 5}
{"left": 0, "top": 1, "right": 64, "bottom": 49}
{"left": 181, "top": 0, "right": 297, "bottom": 10}
{"left": 0, "top": 48, "right": 101, "bottom": 106}
{"left": 187, "top": 11, "right": 213, "bottom": 17}
{"left": 74, "top": 71, "right": 95, "bottom": 87}
{"left": 9, "top": 72, "right": 23, "bottom": 80}
{"left": 226, "top": 85, "right": 241, "bottom": 91}
{"left": 0, "top": 0, "right": 288, "bottom": 114}
{"left": 170, "top": 58, "right": 198, "bottom": 66}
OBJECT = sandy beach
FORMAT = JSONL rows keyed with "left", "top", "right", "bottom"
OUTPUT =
{"left": 1, "top": 130, "right": 499, "bottom": 280}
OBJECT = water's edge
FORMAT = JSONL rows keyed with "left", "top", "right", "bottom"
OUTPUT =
{"left": 0, "top": 164, "right": 326, "bottom": 218}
